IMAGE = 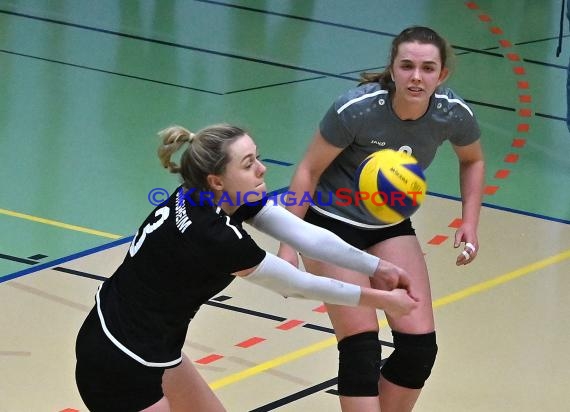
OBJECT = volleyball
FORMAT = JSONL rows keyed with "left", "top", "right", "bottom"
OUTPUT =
{"left": 355, "top": 149, "right": 427, "bottom": 224}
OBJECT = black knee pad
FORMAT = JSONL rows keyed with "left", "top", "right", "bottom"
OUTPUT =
{"left": 337, "top": 331, "right": 382, "bottom": 397}
{"left": 381, "top": 331, "right": 438, "bottom": 389}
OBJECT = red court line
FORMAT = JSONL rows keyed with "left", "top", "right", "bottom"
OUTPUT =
{"left": 312, "top": 304, "right": 327, "bottom": 313}
{"left": 512, "top": 138, "right": 526, "bottom": 147}
{"left": 519, "top": 95, "right": 532, "bottom": 103}
{"left": 428, "top": 235, "right": 448, "bottom": 245}
{"left": 195, "top": 354, "right": 224, "bottom": 364}
{"left": 484, "top": 186, "right": 499, "bottom": 195}
{"left": 519, "top": 108, "right": 532, "bottom": 117}
{"left": 504, "top": 153, "right": 519, "bottom": 163}
{"left": 448, "top": 218, "right": 463, "bottom": 229}
{"left": 495, "top": 170, "right": 510, "bottom": 179}
{"left": 499, "top": 39, "right": 512, "bottom": 47}
{"left": 236, "top": 337, "right": 266, "bottom": 348}
{"left": 277, "top": 320, "right": 305, "bottom": 330}
{"left": 465, "top": 2, "right": 535, "bottom": 210}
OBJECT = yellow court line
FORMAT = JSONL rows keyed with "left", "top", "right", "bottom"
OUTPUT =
{"left": 209, "top": 248, "right": 570, "bottom": 390}
{"left": 432, "top": 248, "right": 570, "bottom": 308}
{"left": 0, "top": 208, "right": 122, "bottom": 239}
{"left": 210, "top": 335, "right": 338, "bottom": 390}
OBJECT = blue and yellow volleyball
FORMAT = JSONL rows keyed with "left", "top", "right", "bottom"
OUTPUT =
{"left": 355, "top": 149, "right": 427, "bottom": 224}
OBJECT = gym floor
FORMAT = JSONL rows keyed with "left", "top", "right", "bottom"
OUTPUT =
{"left": 1, "top": 1, "right": 569, "bottom": 411}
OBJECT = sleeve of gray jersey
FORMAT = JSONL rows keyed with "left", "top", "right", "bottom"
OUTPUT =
{"left": 319, "top": 96, "right": 354, "bottom": 149}
{"left": 443, "top": 91, "right": 481, "bottom": 146}
{"left": 248, "top": 199, "right": 379, "bottom": 277}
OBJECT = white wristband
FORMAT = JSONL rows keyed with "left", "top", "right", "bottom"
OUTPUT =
{"left": 243, "top": 253, "right": 361, "bottom": 307}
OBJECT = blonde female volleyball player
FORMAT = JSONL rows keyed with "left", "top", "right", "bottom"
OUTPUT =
{"left": 279, "top": 26, "right": 485, "bottom": 412}
{"left": 74, "top": 123, "right": 419, "bottom": 412}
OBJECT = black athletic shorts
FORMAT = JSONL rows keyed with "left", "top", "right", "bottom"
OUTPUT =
{"left": 75, "top": 308, "right": 165, "bottom": 412}
{"left": 304, "top": 207, "right": 416, "bottom": 250}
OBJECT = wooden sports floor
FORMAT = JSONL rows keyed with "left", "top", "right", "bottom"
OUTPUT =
{"left": 1, "top": 1, "right": 569, "bottom": 411}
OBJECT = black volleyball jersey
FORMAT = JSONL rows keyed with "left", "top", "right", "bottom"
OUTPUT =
{"left": 96, "top": 187, "right": 266, "bottom": 367}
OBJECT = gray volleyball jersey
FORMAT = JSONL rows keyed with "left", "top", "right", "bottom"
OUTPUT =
{"left": 313, "top": 82, "right": 480, "bottom": 228}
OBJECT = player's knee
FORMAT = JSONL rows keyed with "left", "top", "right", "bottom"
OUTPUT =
{"left": 381, "top": 331, "right": 438, "bottom": 389}
{"left": 337, "top": 331, "right": 382, "bottom": 397}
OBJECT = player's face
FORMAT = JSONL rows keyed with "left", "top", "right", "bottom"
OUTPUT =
{"left": 390, "top": 41, "right": 449, "bottom": 118}
{"left": 212, "top": 134, "right": 267, "bottom": 210}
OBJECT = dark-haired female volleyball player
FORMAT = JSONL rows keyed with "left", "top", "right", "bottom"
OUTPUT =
{"left": 279, "top": 26, "right": 485, "bottom": 412}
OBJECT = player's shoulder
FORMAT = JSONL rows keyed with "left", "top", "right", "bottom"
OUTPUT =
{"left": 188, "top": 203, "right": 251, "bottom": 244}
{"left": 432, "top": 87, "right": 475, "bottom": 117}
{"left": 333, "top": 82, "right": 389, "bottom": 114}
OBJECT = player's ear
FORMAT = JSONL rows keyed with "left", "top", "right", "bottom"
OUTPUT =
{"left": 438, "top": 67, "right": 449, "bottom": 84}
{"left": 207, "top": 174, "right": 224, "bottom": 191}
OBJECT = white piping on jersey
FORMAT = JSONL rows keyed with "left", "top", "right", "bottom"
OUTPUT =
{"left": 216, "top": 206, "right": 243, "bottom": 239}
{"left": 310, "top": 204, "right": 402, "bottom": 229}
{"left": 224, "top": 215, "right": 243, "bottom": 239}
{"left": 95, "top": 284, "right": 182, "bottom": 368}
{"left": 337, "top": 89, "right": 389, "bottom": 114}
{"left": 434, "top": 93, "right": 474, "bottom": 117}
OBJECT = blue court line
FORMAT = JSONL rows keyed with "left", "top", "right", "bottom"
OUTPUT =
{"left": 0, "top": 187, "right": 289, "bottom": 284}
{"left": 3, "top": 187, "right": 565, "bottom": 285}
{"left": 428, "top": 191, "right": 570, "bottom": 225}
{"left": 0, "top": 236, "right": 133, "bottom": 284}
{"left": 271, "top": 187, "right": 570, "bottom": 225}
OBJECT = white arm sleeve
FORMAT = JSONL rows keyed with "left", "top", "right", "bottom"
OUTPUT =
{"left": 243, "top": 253, "right": 361, "bottom": 306}
{"left": 248, "top": 200, "right": 379, "bottom": 277}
